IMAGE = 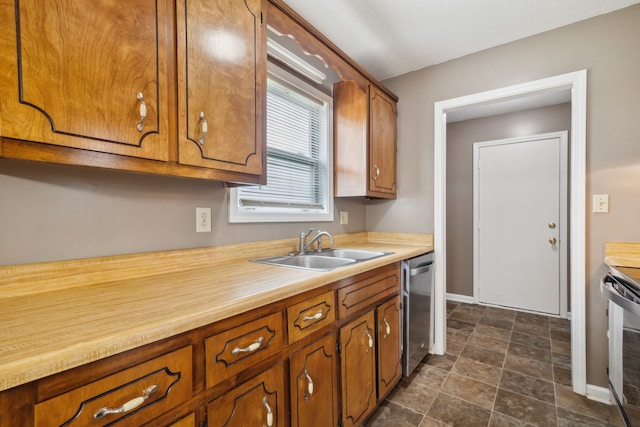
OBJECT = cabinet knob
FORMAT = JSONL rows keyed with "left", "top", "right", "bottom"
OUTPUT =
{"left": 94, "top": 384, "right": 158, "bottom": 419}
{"left": 198, "top": 112, "right": 208, "bottom": 144}
{"left": 303, "top": 368, "right": 314, "bottom": 400}
{"left": 549, "top": 237, "right": 557, "bottom": 245}
{"left": 231, "top": 336, "right": 264, "bottom": 355}
{"left": 263, "top": 396, "right": 274, "bottom": 427}
{"left": 372, "top": 164, "right": 380, "bottom": 181}
{"left": 365, "top": 328, "right": 374, "bottom": 351}
{"left": 302, "top": 310, "right": 323, "bottom": 322}
{"left": 382, "top": 318, "right": 391, "bottom": 338}
{"left": 136, "top": 92, "right": 147, "bottom": 132}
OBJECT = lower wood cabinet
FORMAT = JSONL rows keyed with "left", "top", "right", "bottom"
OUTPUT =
{"left": 340, "top": 311, "right": 377, "bottom": 427}
{"left": 339, "top": 295, "right": 403, "bottom": 427}
{"left": 377, "top": 296, "right": 403, "bottom": 399}
{"left": 33, "top": 346, "right": 192, "bottom": 427}
{"left": 289, "top": 333, "right": 339, "bottom": 427}
{"left": 0, "top": 262, "right": 408, "bottom": 427}
{"left": 207, "top": 363, "right": 286, "bottom": 427}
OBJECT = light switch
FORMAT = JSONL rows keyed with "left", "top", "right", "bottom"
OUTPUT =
{"left": 592, "top": 194, "right": 609, "bottom": 213}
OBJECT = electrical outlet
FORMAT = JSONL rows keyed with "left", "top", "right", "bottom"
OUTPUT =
{"left": 196, "top": 207, "right": 211, "bottom": 232}
{"left": 340, "top": 211, "right": 349, "bottom": 225}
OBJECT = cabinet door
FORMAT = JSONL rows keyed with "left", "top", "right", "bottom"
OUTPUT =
{"left": 290, "top": 333, "right": 339, "bottom": 427}
{"left": 176, "top": 0, "right": 266, "bottom": 177}
{"left": 0, "top": 0, "right": 170, "bottom": 160}
{"left": 333, "top": 80, "right": 368, "bottom": 197}
{"left": 207, "top": 363, "right": 285, "bottom": 427}
{"left": 377, "top": 296, "right": 402, "bottom": 399}
{"left": 340, "top": 311, "right": 376, "bottom": 427}
{"left": 368, "top": 85, "right": 397, "bottom": 198}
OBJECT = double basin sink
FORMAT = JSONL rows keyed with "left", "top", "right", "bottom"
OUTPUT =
{"left": 251, "top": 248, "right": 392, "bottom": 271}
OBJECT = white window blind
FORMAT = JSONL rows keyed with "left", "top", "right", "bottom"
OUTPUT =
{"left": 229, "top": 64, "right": 333, "bottom": 223}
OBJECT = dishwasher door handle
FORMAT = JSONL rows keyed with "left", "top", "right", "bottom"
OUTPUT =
{"left": 410, "top": 264, "right": 432, "bottom": 276}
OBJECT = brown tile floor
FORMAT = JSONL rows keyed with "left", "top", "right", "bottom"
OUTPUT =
{"left": 365, "top": 301, "right": 622, "bottom": 427}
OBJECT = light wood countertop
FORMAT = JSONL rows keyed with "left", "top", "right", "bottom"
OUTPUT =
{"left": 0, "top": 232, "right": 432, "bottom": 392}
{"left": 605, "top": 241, "right": 640, "bottom": 269}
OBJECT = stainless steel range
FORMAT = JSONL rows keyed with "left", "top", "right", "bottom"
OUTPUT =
{"left": 602, "top": 266, "right": 640, "bottom": 426}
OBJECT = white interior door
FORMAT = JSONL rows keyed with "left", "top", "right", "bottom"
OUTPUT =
{"left": 473, "top": 132, "right": 567, "bottom": 315}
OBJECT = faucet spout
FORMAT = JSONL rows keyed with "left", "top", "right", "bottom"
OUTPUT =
{"left": 305, "top": 231, "right": 334, "bottom": 253}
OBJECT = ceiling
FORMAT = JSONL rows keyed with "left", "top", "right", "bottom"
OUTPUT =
{"left": 283, "top": 0, "right": 640, "bottom": 81}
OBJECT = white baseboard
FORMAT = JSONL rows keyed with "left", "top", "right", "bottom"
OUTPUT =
{"left": 586, "top": 384, "right": 612, "bottom": 404}
{"left": 446, "top": 293, "right": 474, "bottom": 304}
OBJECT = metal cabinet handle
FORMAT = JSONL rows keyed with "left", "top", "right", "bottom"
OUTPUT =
{"left": 382, "top": 318, "right": 391, "bottom": 338}
{"left": 365, "top": 328, "right": 374, "bottom": 352}
{"left": 136, "top": 92, "right": 147, "bottom": 132}
{"left": 263, "top": 396, "right": 274, "bottom": 427}
{"left": 302, "top": 310, "right": 323, "bottom": 322}
{"left": 198, "top": 112, "right": 208, "bottom": 144}
{"left": 303, "top": 368, "right": 314, "bottom": 400}
{"left": 549, "top": 237, "right": 557, "bottom": 245}
{"left": 231, "top": 336, "right": 264, "bottom": 355}
{"left": 372, "top": 164, "right": 380, "bottom": 181}
{"left": 93, "top": 384, "right": 158, "bottom": 419}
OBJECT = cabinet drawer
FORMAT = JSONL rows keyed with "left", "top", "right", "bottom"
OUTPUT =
{"left": 205, "top": 312, "right": 284, "bottom": 388}
{"left": 287, "top": 291, "right": 335, "bottom": 344}
{"left": 34, "top": 346, "right": 192, "bottom": 427}
{"left": 337, "top": 266, "right": 400, "bottom": 318}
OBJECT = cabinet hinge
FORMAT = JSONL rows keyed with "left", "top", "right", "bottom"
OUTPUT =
{"left": 260, "top": 12, "right": 264, "bottom": 25}
{"left": 336, "top": 338, "right": 341, "bottom": 356}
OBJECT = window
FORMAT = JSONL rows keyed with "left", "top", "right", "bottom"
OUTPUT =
{"left": 229, "top": 64, "right": 333, "bottom": 223}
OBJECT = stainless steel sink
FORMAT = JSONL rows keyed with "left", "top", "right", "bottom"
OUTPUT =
{"left": 317, "top": 248, "right": 387, "bottom": 261}
{"left": 251, "top": 248, "right": 392, "bottom": 271}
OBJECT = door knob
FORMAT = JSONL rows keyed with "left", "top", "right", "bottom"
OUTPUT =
{"left": 548, "top": 237, "right": 557, "bottom": 245}
{"left": 548, "top": 222, "right": 556, "bottom": 229}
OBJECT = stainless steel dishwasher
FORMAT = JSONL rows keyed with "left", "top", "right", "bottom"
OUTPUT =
{"left": 402, "top": 252, "right": 435, "bottom": 375}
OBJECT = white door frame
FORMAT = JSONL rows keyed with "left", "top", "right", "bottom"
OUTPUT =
{"left": 472, "top": 131, "right": 568, "bottom": 317}
{"left": 433, "top": 70, "right": 587, "bottom": 395}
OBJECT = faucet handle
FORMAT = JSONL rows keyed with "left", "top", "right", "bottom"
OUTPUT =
{"left": 301, "top": 228, "right": 314, "bottom": 238}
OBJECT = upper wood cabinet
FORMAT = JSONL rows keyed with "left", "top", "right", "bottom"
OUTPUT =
{"left": 369, "top": 86, "right": 398, "bottom": 197}
{"left": 0, "top": 0, "right": 266, "bottom": 183}
{"left": 334, "top": 81, "right": 397, "bottom": 199}
{"left": 176, "top": 0, "right": 266, "bottom": 175}
{"left": 0, "top": 0, "right": 170, "bottom": 161}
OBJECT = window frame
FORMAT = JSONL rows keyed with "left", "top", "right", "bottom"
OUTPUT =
{"left": 228, "top": 63, "right": 334, "bottom": 223}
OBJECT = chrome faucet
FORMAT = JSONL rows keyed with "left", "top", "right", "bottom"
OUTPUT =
{"left": 299, "top": 229, "right": 334, "bottom": 254}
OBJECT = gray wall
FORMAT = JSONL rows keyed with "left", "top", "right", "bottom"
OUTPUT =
{"left": 0, "top": 159, "right": 366, "bottom": 265}
{"left": 446, "top": 103, "right": 571, "bottom": 296}
{"left": 373, "top": 5, "right": 640, "bottom": 387}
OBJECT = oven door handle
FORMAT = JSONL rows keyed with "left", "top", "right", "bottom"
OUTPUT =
{"left": 601, "top": 275, "right": 640, "bottom": 317}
